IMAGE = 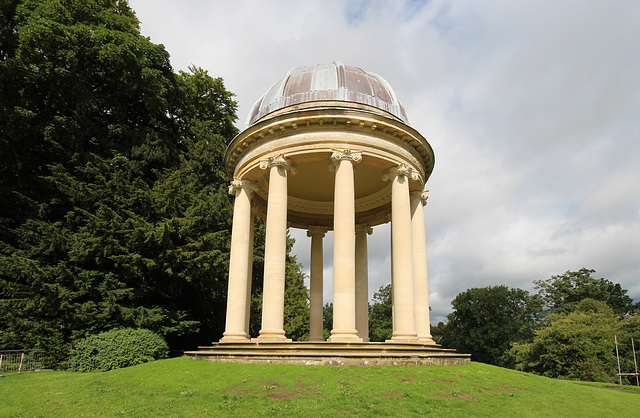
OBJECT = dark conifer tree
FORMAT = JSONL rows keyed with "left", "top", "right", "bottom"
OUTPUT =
{"left": 0, "top": 0, "right": 238, "bottom": 366}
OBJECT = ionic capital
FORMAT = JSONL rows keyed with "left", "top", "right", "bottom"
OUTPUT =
{"left": 228, "top": 178, "right": 259, "bottom": 196}
{"left": 356, "top": 224, "right": 373, "bottom": 235}
{"left": 307, "top": 225, "right": 329, "bottom": 238}
{"left": 411, "top": 190, "right": 430, "bottom": 206}
{"left": 330, "top": 148, "right": 362, "bottom": 164}
{"left": 259, "top": 154, "right": 297, "bottom": 175}
{"left": 381, "top": 163, "right": 422, "bottom": 183}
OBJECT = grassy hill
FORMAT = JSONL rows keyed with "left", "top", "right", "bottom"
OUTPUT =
{"left": 1, "top": 356, "right": 639, "bottom": 416}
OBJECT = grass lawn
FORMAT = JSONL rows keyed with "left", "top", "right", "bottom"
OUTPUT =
{"left": 1, "top": 356, "right": 639, "bottom": 416}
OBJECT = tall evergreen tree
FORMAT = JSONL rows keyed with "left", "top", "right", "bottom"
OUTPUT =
{"left": 1, "top": 0, "right": 312, "bottom": 367}
{"left": 0, "top": 0, "right": 238, "bottom": 366}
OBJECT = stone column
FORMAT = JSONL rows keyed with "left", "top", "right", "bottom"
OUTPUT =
{"left": 308, "top": 226, "right": 328, "bottom": 342}
{"left": 256, "top": 155, "right": 295, "bottom": 342}
{"left": 388, "top": 214, "right": 395, "bottom": 331}
{"left": 411, "top": 190, "right": 434, "bottom": 343}
{"left": 221, "top": 178, "right": 258, "bottom": 342}
{"left": 329, "top": 149, "right": 363, "bottom": 342}
{"left": 383, "top": 164, "right": 419, "bottom": 341}
{"left": 244, "top": 214, "right": 255, "bottom": 337}
{"left": 355, "top": 224, "right": 373, "bottom": 342}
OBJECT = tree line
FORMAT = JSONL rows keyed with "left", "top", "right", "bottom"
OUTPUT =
{"left": 433, "top": 268, "right": 640, "bottom": 383}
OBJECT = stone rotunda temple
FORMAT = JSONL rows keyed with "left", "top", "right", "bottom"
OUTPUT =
{"left": 189, "top": 61, "right": 469, "bottom": 365}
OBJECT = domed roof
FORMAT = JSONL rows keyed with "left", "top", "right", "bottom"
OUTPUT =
{"left": 246, "top": 60, "right": 409, "bottom": 127}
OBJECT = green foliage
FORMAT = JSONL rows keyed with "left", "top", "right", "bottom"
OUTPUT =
{"left": 322, "top": 302, "right": 332, "bottom": 340}
{"left": 69, "top": 327, "right": 168, "bottom": 372}
{"left": 0, "top": 0, "right": 239, "bottom": 367}
{"left": 430, "top": 321, "right": 446, "bottom": 344}
{"left": 617, "top": 314, "right": 640, "bottom": 385}
{"left": 512, "top": 299, "right": 619, "bottom": 383}
{"left": 368, "top": 284, "right": 392, "bottom": 342}
{"left": 443, "top": 285, "right": 543, "bottom": 367}
{"left": 442, "top": 269, "right": 638, "bottom": 382}
{"left": 283, "top": 242, "right": 310, "bottom": 341}
{"left": 534, "top": 268, "right": 634, "bottom": 315}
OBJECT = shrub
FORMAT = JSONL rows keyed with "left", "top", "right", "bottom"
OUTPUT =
{"left": 69, "top": 328, "right": 169, "bottom": 372}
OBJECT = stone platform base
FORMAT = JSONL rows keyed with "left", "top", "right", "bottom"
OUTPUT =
{"left": 185, "top": 341, "right": 470, "bottom": 366}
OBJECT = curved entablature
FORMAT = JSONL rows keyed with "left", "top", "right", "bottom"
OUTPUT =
{"left": 226, "top": 106, "right": 434, "bottom": 182}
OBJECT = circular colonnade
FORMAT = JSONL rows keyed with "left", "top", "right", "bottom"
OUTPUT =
{"left": 220, "top": 61, "right": 436, "bottom": 345}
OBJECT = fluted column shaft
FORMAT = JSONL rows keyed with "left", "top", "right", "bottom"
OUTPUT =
{"left": 411, "top": 190, "right": 434, "bottom": 343}
{"left": 257, "top": 155, "right": 295, "bottom": 341}
{"left": 329, "top": 149, "right": 362, "bottom": 342}
{"left": 384, "top": 164, "right": 418, "bottom": 341}
{"left": 308, "top": 226, "right": 327, "bottom": 341}
{"left": 355, "top": 225, "right": 372, "bottom": 342}
{"left": 221, "top": 179, "right": 257, "bottom": 342}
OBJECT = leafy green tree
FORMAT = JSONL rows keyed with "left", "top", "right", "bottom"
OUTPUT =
{"left": 368, "top": 284, "right": 392, "bottom": 342}
{"left": 512, "top": 299, "right": 619, "bottom": 383}
{"left": 617, "top": 314, "right": 640, "bottom": 385}
{"left": 534, "top": 268, "right": 634, "bottom": 315}
{"left": 0, "top": 0, "right": 312, "bottom": 367}
{"left": 322, "top": 302, "right": 333, "bottom": 340}
{"left": 283, "top": 237, "right": 310, "bottom": 341}
{"left": 323, "top": 295, "right": 382, "bottom": 341}
{"left": 0, "top": 0, "right": 238, "bottom": 366}
{"left": 442, "top": 285, "right": 543, "bottom": 367}
{"left": 430, "top": 321, "right": 446, "bottom": 345}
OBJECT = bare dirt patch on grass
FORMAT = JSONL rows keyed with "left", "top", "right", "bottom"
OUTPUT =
{"left": 430, "top": 391, "right": 477, "bottom": 402}
{"left": 391, "top": 373, "right": 417, "bottom": 383}
{"left": 380, "top": 391, "right": 404, "bottom": 398}
{"left": 478, "top": 385, "right": 524, "bottom": 394}
{"left": 221, "top": 378, "right": 325, "bottom": 400}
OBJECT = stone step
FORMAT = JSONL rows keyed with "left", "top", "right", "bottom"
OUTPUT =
{"left": 186, "top": 342, "right": 470, "bottom": 366}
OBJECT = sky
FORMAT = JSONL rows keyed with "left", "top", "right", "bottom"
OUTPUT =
{"left": 129, "top": 0, "right": 640, "bottom": 324}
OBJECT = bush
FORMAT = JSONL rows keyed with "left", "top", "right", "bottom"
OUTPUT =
{"left": 69, "top": 328, "right": 169, "bottom": 372}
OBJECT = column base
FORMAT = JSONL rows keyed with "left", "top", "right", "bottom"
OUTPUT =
{"left": 308, "top": 335, "right": 325, "bottom": 342}
{"left": 417, "top": 335, "right": 436, "bottom": 344}
{"left": 252, "top": 337, "right": 293, "bottom": 342}
{"left": 328, "top": 329, "right": 363, "bottom": 342}
{"left": 254, "top": 329, "right": 292, "bottom": 342}
{"left": 219, "top": 332, "right": 251, "bottom": 343}
{"left": 387, "top": 331, "right": 419, "bottom": 342}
